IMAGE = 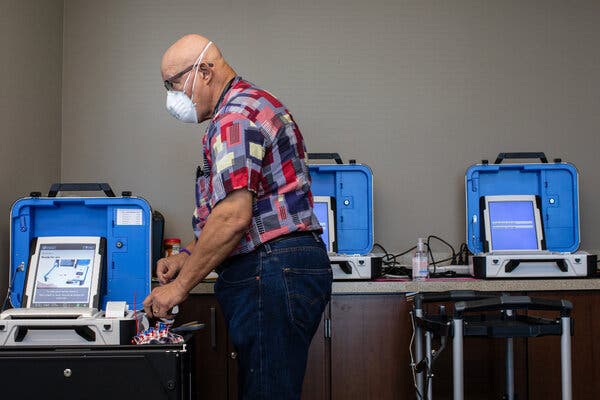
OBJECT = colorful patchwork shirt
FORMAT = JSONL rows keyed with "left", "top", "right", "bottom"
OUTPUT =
{"left": 193, "top": 77, "right": 321, "bottom": 255}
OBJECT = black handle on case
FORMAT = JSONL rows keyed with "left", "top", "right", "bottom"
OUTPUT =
{"left": 331, "top": 261, "right": 353, "bottom": 274}
{"left": 494, "top": 152, "right": 548, "bottom": 164}
{"left": 14, "top": 325, "right": 96, "bottom": 342}
{"left": 505, "top": 259, "right": 568, "bottom": 273}
{"left": 47, "top": 183, "right": 116, "bottom": 198}
{"left": 308, "top": 153, "right": 344, "bottom": 165}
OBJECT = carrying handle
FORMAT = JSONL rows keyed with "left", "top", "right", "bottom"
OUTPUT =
{"left": 413, "top": 291, "right": 501, "bottom": 308}
{"left": 454, "top": 296, "right": 573, "bottom": 316}
{"left": 331, "top": 261, "right": 353, "bottom": 274}
{"left": 505, "top": 259, "right": 568, "bottom": 274}
{"left": 308, "top": 153, "right": 344, "bottom": 165}
{"left": 14, "top": 325, "right": 96, "bottom": 342}
{"left": 494, "top": 152, "right": 548, "bottom": 164}
{"left": 47, "top": 183, "right": 116, "bottom": 198}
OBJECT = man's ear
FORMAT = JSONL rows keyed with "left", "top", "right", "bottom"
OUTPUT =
{"left": 198, "top": 62, "right": 213, "bottom": 82}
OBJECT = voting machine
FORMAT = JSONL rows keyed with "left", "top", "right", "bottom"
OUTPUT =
{"left": 465, "top": 153, "right": 597, "bottom": 279}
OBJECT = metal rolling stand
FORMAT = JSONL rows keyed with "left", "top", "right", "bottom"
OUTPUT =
{"left": 412, "top": 291, "right": 500, "bottom": 400}
{"left": 412, "top": 291, "right": 573, "bottom": 400}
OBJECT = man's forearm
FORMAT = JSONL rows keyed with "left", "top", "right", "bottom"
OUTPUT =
{"left": 173, "top": 191, "right": 252, "bottom": 292}
{"left": 184, "top": 239, "right": 196, "bottom": 253}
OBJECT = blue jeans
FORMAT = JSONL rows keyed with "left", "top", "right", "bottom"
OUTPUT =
{"left": 214, "top": 232, "right": 332, "bottom": 400}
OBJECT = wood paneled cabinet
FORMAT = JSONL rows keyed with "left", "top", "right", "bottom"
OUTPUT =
{"left": 178, "top": 294, "right": 409, "bottom": 400}
{"left": 329, "top": 295, "right": 413, "bottom": 400}
{"left": 177, "top": 295, "right": 230, "bottom": 400}
{"left": 179, "top": 291, "right": 600, "bottom": 400}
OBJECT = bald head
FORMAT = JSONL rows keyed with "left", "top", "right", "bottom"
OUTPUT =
{"left": 162, "top": 34, "right": 236, "bottom": 122}
{"left": 162, "top": 35, "right": 218, "bottom": 76}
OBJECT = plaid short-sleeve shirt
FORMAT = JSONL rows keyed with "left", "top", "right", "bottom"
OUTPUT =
{"left": 193, "top": 77, "right": 322, "bottom": 255}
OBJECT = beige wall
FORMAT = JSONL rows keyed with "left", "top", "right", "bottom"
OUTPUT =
{"left": 61, "top": 0, "right": 600, "bottom": 254}
{"left": 1, "top": 0, "right": 595, "bottom": 275}
{"left": 0, "top": 0, "right": 63, "bottom": 296}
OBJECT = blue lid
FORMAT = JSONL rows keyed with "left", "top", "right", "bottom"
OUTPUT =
{"left": 465, "top": 162, "right": 579, "bottom": 253}
{"left": 9, "top": 196, "right": 152, "bottom": 310}
{"left": 309, "top": 164, "right": 374, "bottom": 255}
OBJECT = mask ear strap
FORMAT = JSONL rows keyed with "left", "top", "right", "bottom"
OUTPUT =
{"left": 186, "top": 41, "right": 213, "bottom": 101}
{"left": 182, "top": 60, "right": 198, "bottom": 93}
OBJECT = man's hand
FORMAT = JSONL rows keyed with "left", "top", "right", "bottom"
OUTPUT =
{"left": 147, "top": 189, "right": 253, "bottom": 318}
{"left": 156, "top": 252, "right": 189, "bottom": 284}
{"left": 143, "top": 280, "right": 188, "bottom": 319}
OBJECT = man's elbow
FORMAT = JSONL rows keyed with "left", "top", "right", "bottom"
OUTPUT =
{"left": 216, "top": 189, "right": 254, "bottom": 234}
{"left": 230, "top": 211, "right": 252, "bottom": 234}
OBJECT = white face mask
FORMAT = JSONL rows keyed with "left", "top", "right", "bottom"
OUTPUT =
{"left": 165, "top": 41, "right": 213, "bottom": 123}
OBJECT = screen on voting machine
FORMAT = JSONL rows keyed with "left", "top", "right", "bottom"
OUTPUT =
{"left": 313, "top": 202, "right": 330, "bottom": 251}
{"left": 488, "top": 200, "right": 539, "bottom": 251}
{"left": 31, "top": 243, "right": 97, "bottom": 307}
{"left": 313, "top": 196, "right": 335, "bottom": 253}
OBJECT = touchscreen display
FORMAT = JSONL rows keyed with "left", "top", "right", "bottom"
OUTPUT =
{"left": 31, "top": 243, "right": 97, "bottom": 307}
{"left": 313, "top": 201, "right": 332, "bottom": 252}
{"left": 313, "top": 200, "right": 335, "bottom": 253}
{"left": 488, "top": 201, "right": 539, "bottom": 251}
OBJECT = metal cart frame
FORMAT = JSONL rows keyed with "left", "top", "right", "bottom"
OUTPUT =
{"left": 412, "top": 291, "right": 573, "bottom": 400}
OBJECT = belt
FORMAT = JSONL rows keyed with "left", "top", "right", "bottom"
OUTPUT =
{"left": 258, "top": 230, "right": 318, "bottom": 249}
{"left": 217, "top": 231, "right": 320, "bottom": 272}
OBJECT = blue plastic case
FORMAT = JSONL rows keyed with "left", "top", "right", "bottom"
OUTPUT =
{"left": 309, "top": 160, "right": 374, "bottom": 255}
{"left": 9, "top": 187, "right": 151, "bottom": 310}
{"left": 465, "top": 153, "right": 580, "bottom": 254}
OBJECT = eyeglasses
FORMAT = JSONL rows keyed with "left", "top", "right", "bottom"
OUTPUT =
{"left": 163, "top": 62, "right": 214, "bottom": 91}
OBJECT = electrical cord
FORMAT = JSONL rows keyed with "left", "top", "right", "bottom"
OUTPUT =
{"left": 409, "top": 310, "right": 451, "bottom": 400}
{"left": 374, "top": 243, "right": 415, "bottom": 278}
{"left": 426, "top": 235, "right": 457, "bottom": 275}
{"left": 1, "top": 263, "right": 25, "bottom": 312}
{"left": 423, "top": 334, "right": 447, "bottom": 398}
{"left": 374, "top": 243, "right": 416, "bottom": 261}
{"left": 375, "top": 236, "right": 470, "bottom": 278}
{"left": 457, "top": 243, "right": 470, "bottom": 265}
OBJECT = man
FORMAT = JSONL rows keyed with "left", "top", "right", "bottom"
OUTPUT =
{"left": 143, "top": 34, "right": 332, "bottom": 399}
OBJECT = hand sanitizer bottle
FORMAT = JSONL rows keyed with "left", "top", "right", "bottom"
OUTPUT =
{"left": 412, "top": 238, "right": 429, "bottom": 281}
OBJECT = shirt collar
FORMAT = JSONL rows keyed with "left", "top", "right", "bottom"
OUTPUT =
{"left": 212, "top": 76, "right": 240, "bottom": 117}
